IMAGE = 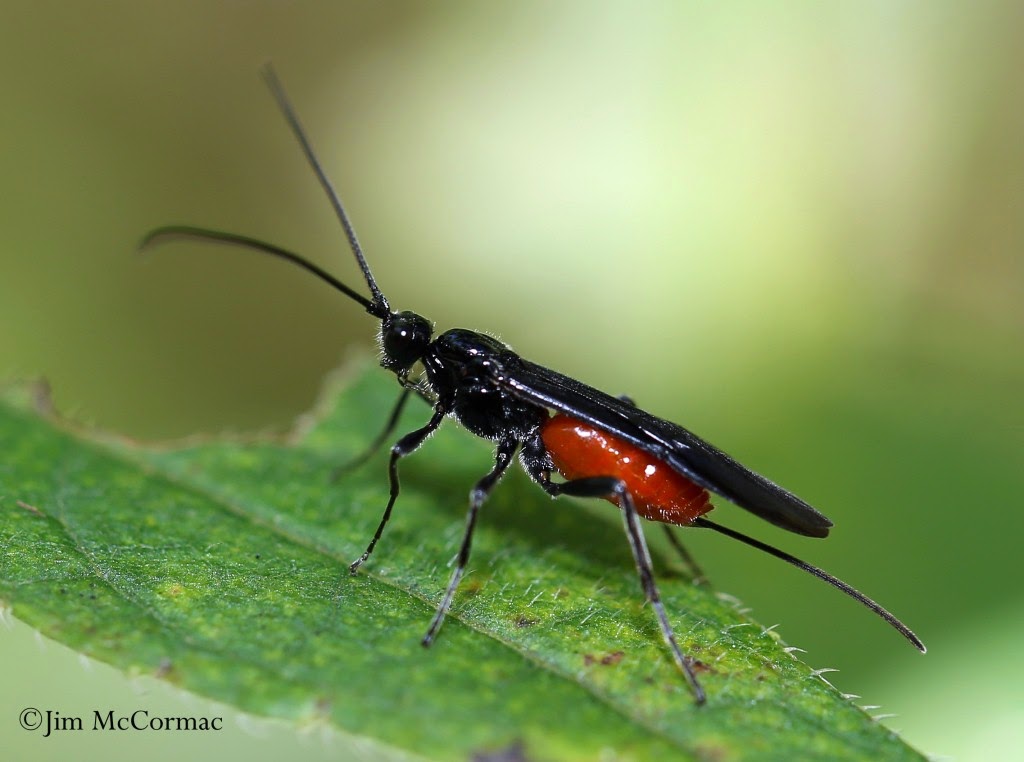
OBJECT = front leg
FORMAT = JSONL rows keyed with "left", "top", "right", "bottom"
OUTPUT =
{"left": 349, "top": 406, "right": 446, "bottom": 574}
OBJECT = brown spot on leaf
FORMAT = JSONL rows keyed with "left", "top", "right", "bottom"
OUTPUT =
{"left": 690, "top": 659, "right": 712, "bottom": 674}
{"left": 693, "top": 743, "right": 729, "bottom": 762}
{"left": 470, "top": 739, "right": 528, "bottom": 762}
{"left": 584, "top": 651, "right": 625, "bottom": 667}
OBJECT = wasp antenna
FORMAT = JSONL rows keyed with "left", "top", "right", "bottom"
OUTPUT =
{"left": 692, "top": 517, "right": 926, "bottom": 653}
{"left": 139, "top": 225, "right": 381, "bottom": 314}
{"left": 260, "top": 63, "right": 390, "bottom": 316}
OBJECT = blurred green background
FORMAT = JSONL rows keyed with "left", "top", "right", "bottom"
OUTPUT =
{"left": 2, "top": 2, "right": 1022, "bottom": 760}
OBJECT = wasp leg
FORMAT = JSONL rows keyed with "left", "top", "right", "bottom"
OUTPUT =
{"left": 332, "top": 381, "right": 437, "bottom": 479}
{"left": 520, "top": 441, "right": 705, "bottom": 703}
{"left": 421, "top": 435, "right": 519, "bottom": 647}
{"left": 661, "top": 525, "right": 707, "bottom": 584}
{"left": 349, "top": 406, "right": 446, "bottom": 574}
{"left": 332, "top": 386, "right": 412, "bottom": 480}
{"left": 615, "top": 395, "right": 706, "bottom": 584}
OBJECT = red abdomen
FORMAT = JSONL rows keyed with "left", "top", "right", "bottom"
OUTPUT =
{"left": 540, "top": 413, "right": 713, "bottom": 526}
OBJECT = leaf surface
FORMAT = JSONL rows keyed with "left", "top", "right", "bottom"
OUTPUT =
{"left": 0, "top": 366, "right": 926, "bottom": 761}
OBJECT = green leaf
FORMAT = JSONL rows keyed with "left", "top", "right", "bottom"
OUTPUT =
{"left": 0, "top": 364, "right": 925, "bottom": 761}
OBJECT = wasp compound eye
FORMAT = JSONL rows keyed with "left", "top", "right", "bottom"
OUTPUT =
{"left": 382, "top": 311, "right": 432, "bottom": 370}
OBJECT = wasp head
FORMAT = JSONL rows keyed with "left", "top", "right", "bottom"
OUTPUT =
{"left": 380, "top": 310, "right": 433, "bottom": 375}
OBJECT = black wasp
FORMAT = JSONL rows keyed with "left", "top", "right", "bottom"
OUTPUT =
{"left": 142, "top": 66, "right": 924, "bottom": 704}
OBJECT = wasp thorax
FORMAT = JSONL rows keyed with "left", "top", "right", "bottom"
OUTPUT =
{"left": 381, "top": 310, "right": 433, "bottom": 371}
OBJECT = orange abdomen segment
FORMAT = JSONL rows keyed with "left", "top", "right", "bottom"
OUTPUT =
{"left": 540, "top": 413, "right": 712, "bottom": 526}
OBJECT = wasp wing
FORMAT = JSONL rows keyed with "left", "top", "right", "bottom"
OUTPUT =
{"left": 501, "top": 357, "right": 833, "bottom": 538}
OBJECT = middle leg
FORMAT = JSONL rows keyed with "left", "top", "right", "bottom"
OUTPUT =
{"left": 421, "top": 434, "right": 519, "bottom": 647}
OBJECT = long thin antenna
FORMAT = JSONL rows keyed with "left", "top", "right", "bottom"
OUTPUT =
{"left": 139, "top": 225, "right": 378, "bottom": 312}
{"left": 260, "top": 63, "right": 390, "bottom": 315}
{"left": 693, "top": 517, "right": 926, "bottom": 652}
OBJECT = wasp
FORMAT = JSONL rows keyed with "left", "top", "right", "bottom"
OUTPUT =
{"left": 142, "top": 66, "right": 924, "bottom": 703}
